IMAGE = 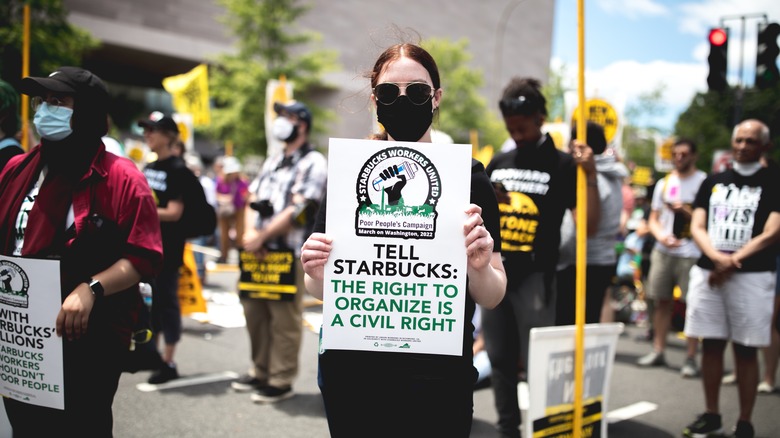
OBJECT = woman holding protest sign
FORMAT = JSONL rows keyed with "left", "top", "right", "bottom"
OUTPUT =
{"left": 300, "top": 39, "right": 506, "bottom": 437}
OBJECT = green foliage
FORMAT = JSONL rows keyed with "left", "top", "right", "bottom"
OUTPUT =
{"left": 621, "top": 84, "right": 668, "bottom": 170}
{"left": 675, "top": 83, "right": 780, "bottom": 170}
{"left": 423, "top": 38, "right": 506, "bottom": 149}
{"left": 541, "top": 64, "right": 568, "bottom": 123}
{"left": 0, "top": 0, "right": 98, "bottom": 83}
{"left": 209, "top": 0, "right": 340, "bottom": 156}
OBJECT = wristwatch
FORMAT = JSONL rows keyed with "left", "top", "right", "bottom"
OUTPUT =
{"left": 88, "top": 278, "right": 105, "bottom": 298}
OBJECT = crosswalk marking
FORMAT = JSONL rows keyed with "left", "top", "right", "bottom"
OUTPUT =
{"left": 518, "top": 381, "right": 657, "bottom": 424}
{"left": 606, "top": 401, "right": 658, "bottom": 423}
{"left": 136, "top": 371, "right": 240, "bottom": 392}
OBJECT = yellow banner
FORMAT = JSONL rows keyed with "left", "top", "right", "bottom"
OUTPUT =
{"left": 162, "top": 64, "right": 210, "bottom": 127}
{"left": 178, "top": 243, "right": 207, "bottom": 315}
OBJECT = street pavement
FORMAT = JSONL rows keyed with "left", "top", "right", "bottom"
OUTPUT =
{"left": 5, "top": 262, "right": 779, "bottom": 437}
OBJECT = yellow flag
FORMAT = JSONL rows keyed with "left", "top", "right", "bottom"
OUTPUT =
{"left": 162, "top": 64, "right": 210, "bottom": 126}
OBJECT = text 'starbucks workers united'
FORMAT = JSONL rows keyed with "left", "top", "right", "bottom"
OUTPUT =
{"left": 355, "top": 146, "right": 441, "bottom": 239}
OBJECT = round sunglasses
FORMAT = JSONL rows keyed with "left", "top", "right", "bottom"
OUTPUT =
{"left": 373, "top": 82, "right": 434, "bottom": 105}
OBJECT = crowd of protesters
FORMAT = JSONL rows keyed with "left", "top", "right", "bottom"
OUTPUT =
{"left": 0, "top": 45, "right": 778, "bottom": 438}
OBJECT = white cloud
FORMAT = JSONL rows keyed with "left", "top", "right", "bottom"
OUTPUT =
{"left": 677, "top": 0, "right": 780, "bottom": 37}
{"left": 554, "top": 57, "right": 706, "bottom": 132}
{"left": 597, "top": 0, "right": 669, "bottom": 19}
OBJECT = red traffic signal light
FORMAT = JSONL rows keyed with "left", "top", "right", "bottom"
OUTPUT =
{"left": 707, "top": 27, "right": 729, "bottom": 92}
{"left": 709, "top": 28, "right": 728, "bottom": 46}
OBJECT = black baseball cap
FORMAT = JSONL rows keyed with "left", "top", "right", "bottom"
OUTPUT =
{"left": 19, "top": 66, "right": 108, "bottom": 102}
{"left": 138, "top": 111, "right": 179, "bottom": 134}
{"left": 273, "top": 101, "right": 312, "bottom": 127}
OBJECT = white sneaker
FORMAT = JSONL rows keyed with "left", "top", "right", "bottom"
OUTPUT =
{"left": 721, "top": 372, "right": 737, "bottom": 385}
{"left": 757, "top": 381, "right": 776, "bottom": 394}
{"left": 680, "top": 358, "right": 700, "bottom": 378}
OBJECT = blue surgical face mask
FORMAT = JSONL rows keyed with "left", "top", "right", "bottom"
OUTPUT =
{"left": 33, "top": 102, "right": 74, "bottom": 141}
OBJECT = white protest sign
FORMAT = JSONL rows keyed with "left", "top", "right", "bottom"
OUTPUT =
{"left": 526, "top": 323, "right": 623, "bottom": 438}
{"left": 322, "top": 138, "right": 471, "bottom": 356}
{"left": 0, "top": 256, "right": 64, "bottom": 410}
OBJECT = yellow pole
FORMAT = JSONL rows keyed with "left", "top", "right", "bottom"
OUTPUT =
{"left": 225, "top": 140, "right": 233, "bottom": 157}
{"left": 469, "top": 129, "right": 479, "bottom": 155}
{"left": 21, "top": 4, "right": 30, "bottom": 151}
{"left": 574, "top": 0, "right": 587, "bottom": 436}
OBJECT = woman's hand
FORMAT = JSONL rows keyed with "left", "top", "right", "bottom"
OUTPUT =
{"left": 301, "top": 233, "right": 333, "bottom": 282}
{"left": 56, "top": 283, "right": 95, "bottom": 341}
{"left": 463, "top": 203, "right": 506, "bottom": 309}
{"left": 464, "top": 204, "right": 493, "bottom": 271}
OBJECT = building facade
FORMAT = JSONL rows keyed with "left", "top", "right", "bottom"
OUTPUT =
{"left": 64, "top": 0, "right": 555, "bottom": 152}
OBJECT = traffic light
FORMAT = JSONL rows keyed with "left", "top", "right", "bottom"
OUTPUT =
{"left": 755, "top": 22, "right": 780, "bottom": 89}
{"left": 707, "top": 27, "right": 729, "bottom": 92}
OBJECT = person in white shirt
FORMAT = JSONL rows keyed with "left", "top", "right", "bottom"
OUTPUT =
{"left": 637, "top": 139, "right": 707, "bottom": 377}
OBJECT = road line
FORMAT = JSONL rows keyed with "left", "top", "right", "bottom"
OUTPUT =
{"left": 606, "top": 401, "right": 658, "bottom": 423}
{"left": 136, "top": 371, "right": 240, "bottom": 392}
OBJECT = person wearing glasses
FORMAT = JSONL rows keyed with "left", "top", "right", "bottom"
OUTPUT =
{"left": 300, "top": 42, "right": 507, "bottom": 437}
{"left": 230, "top": 101, "right": 328, "bottom": 403}
{"left": 483, "top": 77, "right": 599, "bottom": 438}
{"left": 0, "top": 67, "right": 162, "bottom": 435}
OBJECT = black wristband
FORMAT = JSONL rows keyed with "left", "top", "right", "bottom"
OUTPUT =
{"left": 88, "top": 278, "right": 105, "bottom": 298}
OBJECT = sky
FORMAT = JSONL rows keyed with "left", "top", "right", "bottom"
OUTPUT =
{"left": 550, "top": 0, "right": 780, "bottom": 134}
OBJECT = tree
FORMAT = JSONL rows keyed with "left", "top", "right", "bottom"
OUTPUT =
{"left": 541, "top": 63, "right": 568, "bottom": 123}
{"left": 675, "top": 83, "right": 780, "bottom": 170}
{"left": 0, "top": 0, "right": 98, "bottom": 87}
{"left": 423, "top": 38, "right": 507, "bottom": 150}
{"left": 621, "top": 84, "right": 668, "bottom": 171}
{"left": 208, "top": 0, "right": 340, "bottom": 156}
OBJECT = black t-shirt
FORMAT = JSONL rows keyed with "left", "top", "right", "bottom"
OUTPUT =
{"left": 0, "top": 139, "right": 24, "bottom": 171}
{"left": 694, "top": 167, "right": 780, "bottom": 272}
{"left": 485, "top": 134, "right": 576, "bottom": 278}
{"left": 144, "top": 156, "right": 189, "bottom": 268}
{"left": 314, "top": 158, "right": 501, "bottom": 373}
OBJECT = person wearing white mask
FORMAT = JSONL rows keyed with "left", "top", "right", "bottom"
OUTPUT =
{"left": 230, "top": 101, "right": 327, "bottom": 403}
{"left": 683, "top": 119, "right": 780, "bottom": 438}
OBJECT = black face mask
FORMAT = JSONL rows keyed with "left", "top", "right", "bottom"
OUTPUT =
{"left": 376, "top": 96, "right": 433, "bottom": 142}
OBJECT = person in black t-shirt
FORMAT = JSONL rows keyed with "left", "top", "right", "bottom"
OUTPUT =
{"left": 141, "top": 112, "right": 189, "bottom": 384}
{"left": 300, "top": 42, "right": 507, "bottom": 438}
{"left": 483, "top": 77, "right": 600, "bottom": 438}
{"left": 682, "top": 119, "right": 780, "bottom": 438}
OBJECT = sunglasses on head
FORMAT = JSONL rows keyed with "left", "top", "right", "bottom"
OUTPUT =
{"left": 373, "top": 82, "right": 434, "bottom": 106}
{"left": 499, "top": 95, "right": 540, "bottom": 116}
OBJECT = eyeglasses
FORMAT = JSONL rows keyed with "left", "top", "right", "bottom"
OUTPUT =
{"left": 31, "top": 96, "right": 66, "bottom": 113}
{"left": 373, "top": 82, "right": 434, "bottom": 105}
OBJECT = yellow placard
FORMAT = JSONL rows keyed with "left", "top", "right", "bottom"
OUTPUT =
{"left": 570, "top": 98, "right": 619, "bottom": 144}
{"left": 631, "top": 166, "right": 654, "bottom": 186}
{"left": 178, "top": 243, "right": 207, "bottom": 315}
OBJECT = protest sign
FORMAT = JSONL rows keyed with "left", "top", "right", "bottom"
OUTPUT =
{"left": 526, "top": 323, "right": 623, "bottom": 438}
{"left": 0, "top": 256, "right": 64, "bottom": 409}
{"left": 322, "top": 138, "right": 471, "bottom": 356}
